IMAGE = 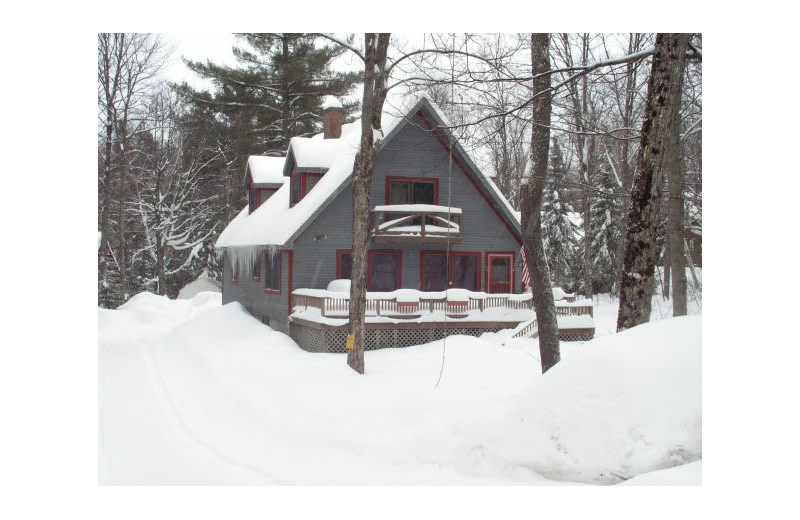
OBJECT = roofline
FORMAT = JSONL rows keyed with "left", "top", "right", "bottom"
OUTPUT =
{"left": 410, "top": 98, "right": 522, "bottom": 242}
{"left": 278, "top": 96, "right": 520, "bottom": 247}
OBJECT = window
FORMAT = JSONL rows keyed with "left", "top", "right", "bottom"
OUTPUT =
{"left": 249, "top": 189, "right": 258, "bottom": 213}
{"left": 290, "top": 175, "right": 302, "bottom": 206}
{"left": 304, "top": 174, "right": 323, "bottom": 194}
{"left": 336, "top": 249, "right": 352, "bottom": 280}
{"left": 451, "top": 254, "right": 480, "bottom": 291}
{"left": 421, "top": 251, "right": 481, "bottom": 292}
{"left": 385, "top": 176, "right": 438, "bottom": 226}
{"left": 264, "top": 251, "right": 282, "bottom": 293}
{"left": 486, "top": 252, "right": 514, "bottom": 294}
{"left": 368, "top": 250, "right": 401, "bottom": 292}
{"left": 251, "top": 253, "right": 261, "bottom": 281}
{"left": 290, "top": 172, "right": 325, "bottom": 207}
{"left": 421, "top": 253, "right": 448, "bottom": 291}
{"left": 386, "top": 176, "right": 438, "bottom": 205}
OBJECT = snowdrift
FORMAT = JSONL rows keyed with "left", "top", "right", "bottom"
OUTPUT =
{"left": 453, "top": 315, "right": 702, "bottom": 484}
{"left": 100, "top": 291, "right": 701, "bottom": 484}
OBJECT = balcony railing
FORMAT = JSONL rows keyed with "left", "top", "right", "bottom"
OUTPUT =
{"left": 370, "top": 204, "right": 462, "bottom": 244}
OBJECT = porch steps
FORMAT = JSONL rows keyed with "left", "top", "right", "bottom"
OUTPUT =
{"left": 511, "top": 319, "right": 539, "bottom": 339}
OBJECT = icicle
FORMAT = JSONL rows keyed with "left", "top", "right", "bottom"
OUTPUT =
{"left": 224, "top": 245, "right": 267, "bottom": 277}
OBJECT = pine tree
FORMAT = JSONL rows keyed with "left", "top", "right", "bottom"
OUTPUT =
{"left": 172, "top": 34, "right": 360, "bottom": 158}
{"left": 542, "top": 140, "right": 578, "bottom": 288}
{"left": 589, "top": 153, "right": 621, "bottom": 293}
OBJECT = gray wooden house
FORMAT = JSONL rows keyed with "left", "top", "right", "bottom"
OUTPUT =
{"left": 216, "top": 96, "right": 594, "bottom": 352}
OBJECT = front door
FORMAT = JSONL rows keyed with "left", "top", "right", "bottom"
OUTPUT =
{"left": 487, "top": 253, "right": 513, "bottom": 294}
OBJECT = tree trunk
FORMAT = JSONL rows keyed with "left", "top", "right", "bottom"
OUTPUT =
{"left": 582, "top": 137, "right": 595, "bottom": 300}
{"left": 617, "top": 33, "right": 690, "bottom": 332}
{"left": 116, "top": 121, "right": 130, "bottom": 302}
{"left": 667, "top": 132, "right": 687, "bottom": 315}
{"left": 280, "top": 35, "right": 291, "bottom": 150}
{"left": 522, "top": 33, "right": 560, "bottom": 373}
{"left": 347, "top": 33, "right": 390, "bottom": 374}
{"left": 612, "top": 35, "right": 641, "bottom": 297}
{"left": 663, "top": 232, "right": 671, "bottom": 299}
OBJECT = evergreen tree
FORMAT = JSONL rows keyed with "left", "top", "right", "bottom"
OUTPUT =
{"left": 172, "top": 34, "right": 361, "bottom": 158}
{"left": 542, "top": 139, "right": 578, "bottom": 289}
{"left": 589, "top": 153, "right": 621, "bottom": 293}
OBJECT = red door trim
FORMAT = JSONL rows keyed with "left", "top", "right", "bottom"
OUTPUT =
{"left": 486, "top": 251, "right": 516, "bottom": 294}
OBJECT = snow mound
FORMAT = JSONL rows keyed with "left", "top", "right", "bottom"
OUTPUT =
{"left": 326, "top": 279, "right": 351, "bottom": 292}
{"left": 450, "top": 315, "right": 702, "bottom": 484}
{"left": 177, "top": 278, "right": 222, "bottom": 300}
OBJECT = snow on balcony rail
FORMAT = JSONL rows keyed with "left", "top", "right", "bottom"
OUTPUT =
{"left": 372, "top": 204, "right": 462, "bottom": 215}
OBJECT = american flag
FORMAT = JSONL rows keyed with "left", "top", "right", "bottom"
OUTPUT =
{"left": 520, "top": 247, "right": 530, "bottom": 288}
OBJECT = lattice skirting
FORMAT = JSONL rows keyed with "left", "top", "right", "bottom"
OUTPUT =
{"left": 290, "top": 323, "right": 505, "bottom": 353}
{"left": 559, "top": 328, "right": 595, "bottom": 342}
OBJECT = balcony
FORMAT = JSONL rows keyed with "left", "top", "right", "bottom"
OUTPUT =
{"left": 370, "top": 204, "right": 462, "bottom": 244}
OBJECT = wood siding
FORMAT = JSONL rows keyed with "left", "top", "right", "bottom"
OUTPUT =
{"left": 291, "top": 111, "right": 522, "bottom": 294}
{"left": 224, "top": 110, "right": 523, "bottom": 328}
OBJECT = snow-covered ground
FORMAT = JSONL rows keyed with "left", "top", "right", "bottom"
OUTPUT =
{"left": 99, "top": 288, "right": 701, "bottom": 485}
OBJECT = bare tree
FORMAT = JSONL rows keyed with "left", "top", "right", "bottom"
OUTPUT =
{"left": 131, "top": 87, "right": 219, "bottom": 295}
{"left": 98, "top": 33, "right": 167, "bottom": 306}
{"left": 522, "top": 33, "right": 560, "bottom": 373}
{"left": 617, "top": 33, "right": 690, "bottom": 332}
{"left": 347, "top": 34, "right": 391, "bottom": 374}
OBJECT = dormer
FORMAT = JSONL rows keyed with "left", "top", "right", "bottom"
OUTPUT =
{"left": 245, "top": 156, "right": 285, "bottom": 214}
{"left": 281, "top": 96, "right": 350, "bottom": 207}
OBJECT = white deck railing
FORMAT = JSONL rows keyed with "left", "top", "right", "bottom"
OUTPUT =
{"left": 291, "top": 288, "right": 592, "bottom": 319}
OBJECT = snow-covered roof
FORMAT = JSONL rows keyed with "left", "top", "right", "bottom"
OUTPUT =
{"left": 287, "top": 137, "right": 349, "bottom": 172}
{"left": 217, "top": 94, "right": 521, "bottom": 250}
{"left": 246, "top": 156, "right": 286, "bottom": 187}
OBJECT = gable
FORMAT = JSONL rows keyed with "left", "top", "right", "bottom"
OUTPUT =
{"left": 216, "top": 96, "right": 520, "bottom": 250}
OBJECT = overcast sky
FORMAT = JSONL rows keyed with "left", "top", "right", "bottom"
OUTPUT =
{"left": 162, "top": 33, "right": 239, "bottom": 89}
{"left": 162, "top": 33, "right": 366, "bottom": 93}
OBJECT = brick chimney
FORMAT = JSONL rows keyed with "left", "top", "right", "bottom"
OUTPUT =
{"left": 322, "top": 96, "right": 344, "bottom": 139}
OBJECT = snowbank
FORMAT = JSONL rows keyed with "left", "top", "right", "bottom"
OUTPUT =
{"left": 177, "top": 278, "right": 221, "bottom": 300}
{"left": 99, "top": 291, "right": 700, "bottom": 485}
{"left": 446, "top": 315, "right": 702, "bottom": 484}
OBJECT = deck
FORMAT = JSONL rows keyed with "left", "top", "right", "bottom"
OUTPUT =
{"left": 289, "top": 288, "right": 594, "bottom": 352}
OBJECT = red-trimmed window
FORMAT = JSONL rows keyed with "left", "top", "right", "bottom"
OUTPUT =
{"left": 367, "top": 250, "right": 401, "bottom": 292}
{"left": 290, "top": 172, "right": 325, "bottom": 207}
{"left": 264, "top": 251, "right": 282, "bottom": 294}
{"left": 385, "top": 176, "right": 438, "bottom": 205}
{"left": 336, "top": 249, "right": 352, "bottom": 280}
{"left": 486, "top": 252, "right": 515, "bottom": 294}
{"left": 249, "top": 189, "right": 258, "bottom": 213}
{"left": 385, "top": 176, "right": 438, "bottom": 226}
{"left": 420, "top": 251, "right": 481, "bottom": 292}
{"left": 248, "top": 188, "right": 278, "bottom": 214}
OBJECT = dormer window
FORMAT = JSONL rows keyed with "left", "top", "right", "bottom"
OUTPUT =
{"left": 249, "top": 189, "right": 258, "bottom": 213}
{"left": 290, "top": 172, "right": 325, "bottom": 207}
{"left": 248, "top": 187, "right": 278, "bottom": 214}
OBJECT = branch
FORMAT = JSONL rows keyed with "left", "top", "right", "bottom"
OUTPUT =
{"left": 313, "top": 33, "right": 364, "bottom": 62}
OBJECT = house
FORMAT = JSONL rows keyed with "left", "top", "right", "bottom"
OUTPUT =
{"left": 216, "top": 95, "right": 594, "bottom": 352}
